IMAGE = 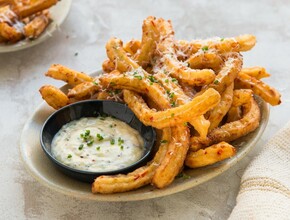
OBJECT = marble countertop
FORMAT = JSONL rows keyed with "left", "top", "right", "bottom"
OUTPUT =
{"left": 1, "top": 0, "right": 290, "bottom": 219}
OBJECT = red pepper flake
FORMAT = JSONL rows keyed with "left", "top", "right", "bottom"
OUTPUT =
{"left": 217, "top": 149, "right": 223, "bottom": 155}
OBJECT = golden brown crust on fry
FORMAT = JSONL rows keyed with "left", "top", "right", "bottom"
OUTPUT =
{"left": 240, "top": 67, "right": 270, "bottom": 80}
{"left": 207, "top": 96, "right": 260, "bottom": 144}
{"left": 39, "top": 85, "right": 69, "bottom": 109}
{"left": 23, "top": 12, "right": 50, "bottom": 39}
{"left": 185, "top": 141, "right": 236, "bottom": 168}
{"left": 45, "top": 64, "right": 93, "bottom": 86}
{"left": 13, "top": 0, "right": 58, "bottom": 18}
{"left": 152, "top": 125, "right": 190, "bottom": 188}
{"left": 123, "top": 88, "right": 220, "bottom": 129}
{"left": 67, "top": 82, "right": 100, "bottom": 100}
{"left": 235, "top": 71, "right": 281, "bottom": 106}
{"left": 0, "top": 22, "right": 23, "bottom": 42}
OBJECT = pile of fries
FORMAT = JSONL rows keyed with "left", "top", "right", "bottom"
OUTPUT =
{"left": 0, "top": 0, "right": 59, "bottom": 43}
{"left": 39, "top": 16, "right": 281, "bottom": 194}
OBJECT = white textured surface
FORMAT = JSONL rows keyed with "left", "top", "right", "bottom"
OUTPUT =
{"left": 0, "top": 0, "right": 290, "bottom": 219}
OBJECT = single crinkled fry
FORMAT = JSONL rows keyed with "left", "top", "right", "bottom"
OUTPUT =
{"left": 12, "top": 0, "right": 58, "bottom": 18}
{"left": 175, "top": 34, "right": 256, "bottom": 59}
{"left": 45, "top": 64, "right": 93, "bottom": 86}
{"left": 208, "top": 83, "right": 234, "bottom": 131}
{"left": 152, "top": 125, "right": 190, "bottom": 188}
{"left": 235, "top": 71, "right": 281, "bottom": 106}
{"left": 123, "top": 88, "right": 220, "bottom": 129}
{"left": 100, "top": 72, "right": 171, "bottom": 110}
{"left": 134, "top": 16, "right": 160, "bottom": 67}
{"left": 67, "top": 82, "right": 100, "bottom": 100}
{"left": 240, "top": 67, "right": 270, "bottom": 80}
{"left": 39, "top": 85, "right": 69, "bottom": 109}
{"left": 185, "top": 141, "right": 236, "bottom": 168}
{"left": 208, "top": 96, "right": 260, "bottom": 144}
{"left": 186, "top": 51, "right": 223, "bottom": 72}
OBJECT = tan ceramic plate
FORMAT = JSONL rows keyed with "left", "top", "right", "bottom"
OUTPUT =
{"left": 0, "top": 0, "right": 72, "bottom": 53}
{"left": 20, "top": 70, "right": 269, "bottom": 201}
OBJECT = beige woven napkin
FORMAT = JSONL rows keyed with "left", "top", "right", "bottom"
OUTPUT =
{"left": 228, "top": 120, "right": 290, "bottom": 220}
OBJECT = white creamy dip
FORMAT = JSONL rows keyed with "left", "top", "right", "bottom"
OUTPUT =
{"left": 51, "top": 117, "right": 144, "bottom": 172}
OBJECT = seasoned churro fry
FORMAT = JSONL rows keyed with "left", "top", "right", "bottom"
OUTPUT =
{"left": 123, "top": 88, "right": 220, "bottom": 129}
{"left": 208, "top": 83, "right": 234, "bottom": 131}
{"left": 45, "top": 64, "right": 93, "bottom": 86}
{"left": 186, "top": 51, "right": 223, "bottom": 72}
{"left": 212, "top": 97, "right": 259, "bottom": 144}
{"left": 39, "top": 85, "right": 69, "bottom": 109}
{"left": 240, "top": 67, "right": 270, "bottom": 79}
{"left": 185, "top": 141, "right": 236, "bottom": 168}
{"left": 100, "top": 73, "right": 171, "bottom": 110}
{"left": 135, "top": 16, "right": 160, "bottom": 67}
{"left": 175, "top": 34, "right": 256, "bottom": 59}
{"left": 67, "top": 82, "right": 100, "bottom": 100}
{"left": 12, "top": 0, "right": 58, "bottom": 18}
{"left": 235, "top": 71, "right": 281, "bottom": 106}
{"left": 152, "top": 125, "right": 190, "bottom": 188}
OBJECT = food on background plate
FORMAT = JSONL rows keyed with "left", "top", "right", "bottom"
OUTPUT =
{"left": 39, "top": 16, "right": 281, "bottom": 194}
{"left": 0, "top": 0, "right": 59, "bottom": 43}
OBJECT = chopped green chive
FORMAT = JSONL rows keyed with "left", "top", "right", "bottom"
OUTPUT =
{"left": 96, "top": 146, "right": 101, "bottom": 151}
{"left": 160, "top": 140, "right": 168, "bottom": 144}
{"left": 202, "top": 46, "right": 209, "bottom": 51}
{"left": 165, "top": 79, "right": 169, "bottom": 83}
{"left": 87, "top": 140, "right": 94, "bottom": 146}
{"left": 118, "top": 137, "right": 124, "bottom": 145}
{"left": 213, "top": 79, "right": 219, "bottom": 85}
{"left": 220, "top": 38, "right": 224, "bottom": 41}
{"left": 96, "top": 133, "right": 104, "bottom": 141}
{"left": 171, "top": 101, "right": 176, "bottom": 107}
{"left": 67, "top": 154, "right": 72, "bottom": 159}
{"left": 171, "top": 78, "right": 178, "bottom": 83}
{"left": 120, "top": 145, "right": 124, "bottom": 150}
{"left": 93, "top": 81, "right": 98, "bottom": 86}
{"left": 134, "top": 75, "right": 143, "bottom": 80}
{"left": 110, "top": 139, "right": 115, "bottom": 145}
{"left": 78, "top": 144, "right": 84, "bottom": 150}
{"left": 176, "top": 172, "right": 191, "bottom": 179}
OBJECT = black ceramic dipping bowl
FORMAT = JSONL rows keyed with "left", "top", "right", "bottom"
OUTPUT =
{"left": 40, "top": 100, "right": 156, "bottom": 183}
